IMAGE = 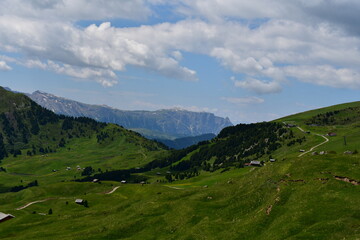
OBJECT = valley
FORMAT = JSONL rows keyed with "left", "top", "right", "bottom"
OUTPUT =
{"left": 0, "top": 87, "right": 359, "bottom": 239}
{"left": 25, "top": 89, "right": 232, "bottom": 141}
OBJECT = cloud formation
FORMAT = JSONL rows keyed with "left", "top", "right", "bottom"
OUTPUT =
{"left": 0, "top": 0, "right": 151, "bottom": 21}
{"left": 0, "top": 61, "right": 11, "bottom": 71}
{"left": 176, "top": 0, "right": 360, "bottom": 34}
{"left": 0, "top": 0, "right": 360, "bottom": 90}
{"left": 0, "top": 18, "right": 198, "bottom": 85}
{"left": 234, "top": 78, "right": 282, "bottom": 94}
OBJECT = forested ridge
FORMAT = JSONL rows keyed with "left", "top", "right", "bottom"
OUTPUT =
{"left": 0, "top": 87, "right": 164, "bottom": 162}
{"left": 87, "top": 122, "right": 306, "bottom": 183}
{"left": 305, "top": 106, "right": 360, "bottom": 126}
{"left": 164, "top": 122, "right": 299, "bottom": 180}
{"left": 0, "top": 95, "right": 106, "bottom": 160}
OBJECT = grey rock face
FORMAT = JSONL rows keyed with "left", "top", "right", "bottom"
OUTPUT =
{"left": 26, "top": 91, "right": 233, "bottom": 138}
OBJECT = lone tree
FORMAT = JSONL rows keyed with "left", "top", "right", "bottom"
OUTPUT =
{"left": 48, "top": 208, "right": 53, "bottom": 215}
{"left": 82, "top": 166, "right": 94, "bottom": 176}
{"left": 165, "top": 174, "right": 173, "bottom": 183}
{"left": 0, "top": 133, "right": 7, "bottom": 160}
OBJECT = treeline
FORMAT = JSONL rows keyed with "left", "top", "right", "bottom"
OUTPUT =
{"left": 139, "top": 143, "right": 201, "bottom": 171}
{"left": 77, "top": 122, "right": 298, "bottom": 183}
{"left": 305, "top": 106, "right": 360, "bottom": 126}
{"left": 165, "top": 169, "right": 199, "bottom": 182}
{"left": 78, "top": 169, "right": 148, "bottom": 183}
{"left": 76, "top": 142, "right": 205, "bottom": 183}
{"left": 164, "top": 122, "right": 310, "bottom": 182}
{"left": 0, "top": 133, "right": 7, "bottom": 161}
{"left": 0, "top": 180, "right": 39, "bottom": 193}
{"left": 10, "top": 180, "right": 39, "bottom": 192}
{"left": 95, "top": 126, "right": 165, "bottom": 152}
{"left": 0, "top": 88, "right": 166, "bottom": 163}
{"left": 0, "top": 95, "right": 107, "bottom": 160}
{"left": 167, "top": 122, "right": 289, "bottom": 176}
{"left": 139, "top": 123, "right": 292, "bottom": 182}
{"left": 0, "top": 100, "right": 59, "bottom": 141}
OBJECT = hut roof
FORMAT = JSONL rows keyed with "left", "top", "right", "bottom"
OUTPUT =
{"left": 250, "top": 160, "right": 261, "bottom": 165}
{"left": 0, "top": 212, "right": 14, "bottom": 222}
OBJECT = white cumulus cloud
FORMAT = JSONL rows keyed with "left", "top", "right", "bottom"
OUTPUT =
{"left": 1, "top": 0, "right": 360, "bottom": 90}
{"left": 0, "top": 0, "right": 151, "bottom": 21}
{"left": 0, "top": 61, "right": 12, "bottom": 71}
{"left": 285, "top": 65, "right": 360, "bottom": 89}
{"left": 234, "top": 78, "right": 282, "bottom": 94}
{"left": 0, "top": 18, "right": 199, "bottom": 84}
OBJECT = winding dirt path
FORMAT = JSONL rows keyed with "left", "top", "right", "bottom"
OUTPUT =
{"left": 105, "top": 186, "right": 120, "bottom": 194}
{"left": 16, "top": 198, "right": 57, "bottom": 210}
{"left": 165, "top": 186, "right": 183, "bottom": 190}
{"left": 296, "top": 126, "right": 305, "bottom": 132}
{"left": 297, "top": 127, "right": 329, "bottom": 157}
{"left": 16, "top": 186, "right": 121, "bottom": 210}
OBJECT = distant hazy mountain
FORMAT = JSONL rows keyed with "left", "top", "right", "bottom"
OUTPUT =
{"left": 156, "top": 133, "right": 216, "bottom": 150}
{"left": 25, "top": 90, "right": 233, "bottom": 139}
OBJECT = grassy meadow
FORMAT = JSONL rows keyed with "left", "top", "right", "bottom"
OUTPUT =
{"left": 0, "top": 100, "right": 359, "bottom": 239}
{"left": 0, "top": 151, "right": 358, "bottom": 239}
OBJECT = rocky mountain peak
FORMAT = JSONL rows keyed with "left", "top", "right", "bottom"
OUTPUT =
{"left": 22, "top": 89, "right": 233, "bottom": 139}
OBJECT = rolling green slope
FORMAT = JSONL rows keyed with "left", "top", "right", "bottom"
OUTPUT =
{"left": 0, "top": 86, "right": 166, "bottom": 189}
{"left": 276, "top": 101, "right": 360, "bottom": 123}
{"left": 0, "top": 151, "right": 358, "bottom": 240}
{"left": 277, "top": 101, "right": 360, "bottom": 155}
{"left": 0, "top": 92, "right": 359, "bottom": 239}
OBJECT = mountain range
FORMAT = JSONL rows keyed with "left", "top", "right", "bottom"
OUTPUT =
{"left": 25, "top": 90, "right": 232, "bottom": 140}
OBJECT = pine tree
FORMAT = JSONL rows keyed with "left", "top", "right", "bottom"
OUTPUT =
{"left": 0, "top": 133, "right": 7, "bottom": 160}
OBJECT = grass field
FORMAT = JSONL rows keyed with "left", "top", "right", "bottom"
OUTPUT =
{"left": 276, "top": 101, "right": 360, "bottom": 123}
{"left": 0, "top": 125, "right": 166, "bottom": 188}
{"left": 0, "top": 151, "right": 358, "bottom": 239}
{"left": 0, "top": 101, "right": 359, "bottom": 239}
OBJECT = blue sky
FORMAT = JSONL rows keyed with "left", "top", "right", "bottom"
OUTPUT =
{"left": 1, "top": 0, "right": 360, "bottom": 123}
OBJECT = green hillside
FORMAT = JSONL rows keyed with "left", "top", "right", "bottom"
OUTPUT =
{"left": 276, "top": 101, "right": 360, "bottom": 123}
{"left": 276, "top": 101, "right": 360, "bottom": 155}
{"left": 0, "top": 91, "right": 359, "bottom": 240}
{"left": 0, "top": 87, "right": 166, "bottom": 189}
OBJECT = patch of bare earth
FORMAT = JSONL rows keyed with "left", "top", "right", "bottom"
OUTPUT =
{"left": 334, "top": 176, "right": 359, "bottom": 186}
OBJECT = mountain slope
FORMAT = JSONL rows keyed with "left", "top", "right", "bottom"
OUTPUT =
{"left": 0, "top": 99, "right": 358, "bottom": 239}
{"left": 26, "top": 90, "right": 233, "bottom": 139}
{"left": 276, "top": 101, "right": 360, "bottom": 123}
{"left": 152, "top": 101, "right": 360, "bottom": 177}
{"left": 0, "top": 87, "right": 165, "bottom": 163}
